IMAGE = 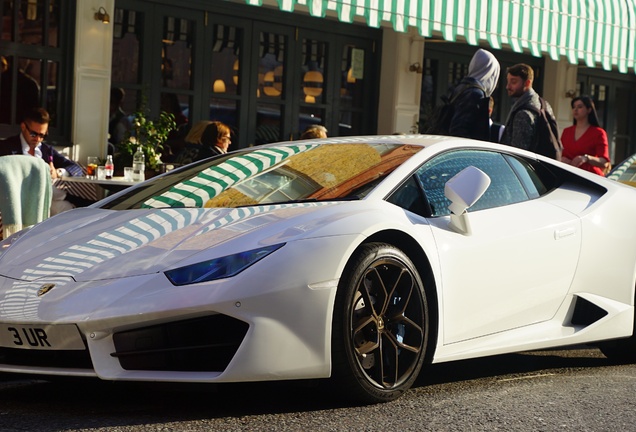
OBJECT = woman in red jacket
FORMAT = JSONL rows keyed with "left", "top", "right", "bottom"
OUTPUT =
{"left": 561, "top": 95, "right": 610, "bottom": 176}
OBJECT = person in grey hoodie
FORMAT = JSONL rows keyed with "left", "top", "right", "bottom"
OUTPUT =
{"left": 448, "top": 48, "right": 501, "bottom": 141}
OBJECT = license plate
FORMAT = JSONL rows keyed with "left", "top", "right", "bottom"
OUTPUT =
{"left": 0, "top": 323, "right": 86, "bottom": 350}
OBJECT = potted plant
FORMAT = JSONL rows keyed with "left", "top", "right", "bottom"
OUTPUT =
{"left": 116, "top": 107, "right": 177, "bottom": 175}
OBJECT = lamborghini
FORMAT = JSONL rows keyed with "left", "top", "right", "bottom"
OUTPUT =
{"left": 1, "top": 135, "right": 636, "bottom": 403}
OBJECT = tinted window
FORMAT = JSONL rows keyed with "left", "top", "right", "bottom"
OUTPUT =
{"left": 505, "top": 154, "right": 547, "bottom": 198}
{"left": 416, "top": 150, "right": 529, "bottom": 217}
{"left": 386, "top": 175, "right": 430, "bottom": 217}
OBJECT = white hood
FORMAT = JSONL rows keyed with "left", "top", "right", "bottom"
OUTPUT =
{"left": 0, "top": 204, "right": 335, "bottom": 282}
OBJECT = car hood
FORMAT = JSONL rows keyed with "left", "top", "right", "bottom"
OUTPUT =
{"left": 0, "top": 204, "right": 342, "bottom": 282}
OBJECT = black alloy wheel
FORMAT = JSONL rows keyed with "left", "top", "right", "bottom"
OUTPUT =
{"left": 331, "top": 242, "right": 429, "bottom": 403}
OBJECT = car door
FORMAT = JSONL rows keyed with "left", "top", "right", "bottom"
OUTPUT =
{"left": 417, "top": 149, "right": 581, "bottom": 344}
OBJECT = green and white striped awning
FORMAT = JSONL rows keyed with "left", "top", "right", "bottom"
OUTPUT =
{"left": 239, "top": 0, "right": 636, "bottom": 74}
{"left": 143, "top": 144, "right": 316, "bottom": 208}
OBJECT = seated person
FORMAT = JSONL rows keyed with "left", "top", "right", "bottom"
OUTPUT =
{"left": 108, "top": 87, "right": 132, "bottom": 148}
{"left": 174, "top": 121, "right": 232, "bottom": 165}
{"left": 300, "top": 125, "right": 328, "bottom": 139}
{"left": 0, "top": 107, "right": 95, "bottom": 215}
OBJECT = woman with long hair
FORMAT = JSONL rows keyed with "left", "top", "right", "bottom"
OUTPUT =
{"left": 561, "top": 95, "right": 610, "bottom": 176}
{"left": 174, "top": 120, "right": 232, "bottom": 165}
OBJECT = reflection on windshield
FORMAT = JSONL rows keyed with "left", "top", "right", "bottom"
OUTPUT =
{"left": 143, "top": 144, "right": 316, "bottom": 208}
{"left": 102, "top": 142, "right": 423, "bottom": 210}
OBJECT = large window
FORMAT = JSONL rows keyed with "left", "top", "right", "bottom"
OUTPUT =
{"left": 112, "top": 0, "right": 381, "bottom": 151}
{"left": 0, "top": 0, "right": 74, "bottom": 143}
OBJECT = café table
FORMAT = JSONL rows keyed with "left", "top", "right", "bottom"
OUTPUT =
{"left": 57, "top": 175, "right": 141, "bottom": 200}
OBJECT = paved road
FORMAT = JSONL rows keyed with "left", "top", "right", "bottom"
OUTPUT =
{"left": 1, "top": 347, "right": 635, "bottom": 431}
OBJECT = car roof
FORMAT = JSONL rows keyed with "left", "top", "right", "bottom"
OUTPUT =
{"left": 259, "top": 134, "right": 459, "bottom": 149}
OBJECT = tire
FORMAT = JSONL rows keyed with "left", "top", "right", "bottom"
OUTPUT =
{"left": 331, "top": 242, "right": 429, "bottom": 403}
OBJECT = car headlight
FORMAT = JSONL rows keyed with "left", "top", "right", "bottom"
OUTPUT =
{"left": 165, "top": 243, "right": 284, "bottom": 286}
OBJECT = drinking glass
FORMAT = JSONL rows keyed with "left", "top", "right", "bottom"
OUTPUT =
{"left": 86, "top": 157, "right": 99, "bottom": 179}
{"left": 124, "top": 167, "right": 134, "bottom": 181}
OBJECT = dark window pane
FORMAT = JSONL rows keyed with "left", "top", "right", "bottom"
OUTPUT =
{"left": 112, "top": 8, "right": 142, "bottom": 85}
{"left": 419, "top": 58, "right": 438, "bottom": 133}
{"left": 299, "top": 106, "right": 325, "bottom": 138}
{"left": 160, "top": 92, "right": 189, "bottom": 130}
{"left": 18, "top": 0, "right": 45, "bottom": 46}
{"left": 1, "top": 0, "right": 13, "bottom": 41}
{"left": 162, "top": 17, "right": 194, "bottom": 90}
{"left": 258, "top": 32, "right": 286, "bottom": 99}
{"left": 210, "top": 25, "right": 241, "bottom": 96}
{"left": 47, "top": 0, "right": 60, "bottom": 47}
{"left": 0, "top": 0, "right": 57, "bottom": 45}
{"left": 0, "top": 56, "right": 41, "bottom": 124}
{"left": 300, "top": 39, "right": 327, "bottom": 104}
{"left": 339, "top": 110, "right": 361, "bottom": 136}
{"left": 46, "top": 60, "right": 58, "bottom": 126}
{"left": 340, "top": 45, "right": 364, "bottom": 109}
{"left": 255, "top": 103, "right": 282, "bottom": 145}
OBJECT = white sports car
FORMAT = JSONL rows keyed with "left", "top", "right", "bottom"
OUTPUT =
{"left": 2, "top": 135, "right": 636, "bottom": 403}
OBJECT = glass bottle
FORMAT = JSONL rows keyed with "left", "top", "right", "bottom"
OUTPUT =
{"left": 105, "top": 155, "right": 114, "bottom": 179}
{"left": 132, "top": 145, "right": 145, "bottom": 182}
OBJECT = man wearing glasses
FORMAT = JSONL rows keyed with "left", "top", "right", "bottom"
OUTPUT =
{"left": 0, "top": 107, "right": 92, "bottom": 214}
{"left": 1, "top": 107, "right": 81, "bottom": 175}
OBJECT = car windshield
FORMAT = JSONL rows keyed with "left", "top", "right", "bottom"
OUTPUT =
{"left": 100, "top": 142, "right": 423, "bottom": 210}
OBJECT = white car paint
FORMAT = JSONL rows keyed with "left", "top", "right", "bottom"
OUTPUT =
{"left": 1, "top": 135, "right": 636, "bottom": 401}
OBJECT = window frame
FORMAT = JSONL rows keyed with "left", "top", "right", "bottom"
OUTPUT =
{"left": 0, "top": 0, "right": 76, "bottom": 146}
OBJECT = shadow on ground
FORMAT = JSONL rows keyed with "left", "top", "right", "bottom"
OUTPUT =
{"left": 0, "top": 346, "right": 623, "bottom": 431}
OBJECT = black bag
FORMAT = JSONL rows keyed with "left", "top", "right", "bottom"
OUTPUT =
{"left": 426, "top": 83, "right": 485, "bottom": 136}
{"left": 489, "top": 122, "right": 504, "bottom": 143}
{"left": 523, "top": 97, "right": 563, "bottom": 160}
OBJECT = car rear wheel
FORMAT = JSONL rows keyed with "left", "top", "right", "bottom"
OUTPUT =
{"left": 331, "top": 242, "right": 429, "bottom": 403}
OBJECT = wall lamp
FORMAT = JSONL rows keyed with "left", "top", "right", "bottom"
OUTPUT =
{"left": 95, "top": 7, "right": 110, "bottom": 24}
{"left": 409, "top": 62, "right": 423, "bottom": 74}
{"left": 564, "top": 89, "right": 577, "bottom": 98}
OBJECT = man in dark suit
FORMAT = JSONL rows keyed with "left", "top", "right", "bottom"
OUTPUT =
{"left": 0, "top": 107, "right": 82, "bottom": 175}
{"left": 0, "top": 107, "right": 93, "bottom": 213}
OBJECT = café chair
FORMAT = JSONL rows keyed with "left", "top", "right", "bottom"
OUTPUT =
{"left": 0, "top": 155, "right": 52, "bottom": 239}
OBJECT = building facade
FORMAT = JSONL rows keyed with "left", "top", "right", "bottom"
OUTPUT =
{"left": 1, "top": 0, "right": 635, "bottom": 166}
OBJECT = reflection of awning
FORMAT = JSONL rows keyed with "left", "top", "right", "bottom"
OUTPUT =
{"left": 241, "top": 0, "right": 636, "bottom": 73}
{"left": 143, "top": 145, "right": 316, "bottom": 208}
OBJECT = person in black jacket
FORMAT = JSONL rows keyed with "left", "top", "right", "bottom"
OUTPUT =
{"left": 0, "top": 107, "right": 94, "bottom": 214}
{"left": 448, "top": 49, "right": 501, "bottom": 141}
{"left": 173, "top": 121, "right": 232, "bottom": 165}
{"left": 0, "top": 108, "right": 82, "bottom": 175}
{"left": 489, "top": 96, "right": 505, "bottom": 143}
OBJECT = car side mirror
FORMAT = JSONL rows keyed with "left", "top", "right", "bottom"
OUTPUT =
{"left": 444, "top": 166, "right": 491, "bottom": 235}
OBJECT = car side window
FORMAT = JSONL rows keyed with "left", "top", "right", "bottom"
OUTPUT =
{"left": 504, "top": 154, "right": 547, "bottom": 198}
{"left": 386, "top": 175, "right": 431, "bottom": 217}
{"left": 416, "top": 150, "right": 530, "bottom": 217}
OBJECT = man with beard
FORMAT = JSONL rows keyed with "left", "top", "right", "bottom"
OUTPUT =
{"left": 500, "top": 63, "right": 557, "bottom": 152}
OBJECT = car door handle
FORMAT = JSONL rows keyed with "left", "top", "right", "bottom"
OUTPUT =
{"left": 554, "top": 227, "right": 576, "bottom": 239}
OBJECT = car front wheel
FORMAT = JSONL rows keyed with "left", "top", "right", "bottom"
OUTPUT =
{"left": 331, "top": 242, "right": 429, "bottom": 403}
